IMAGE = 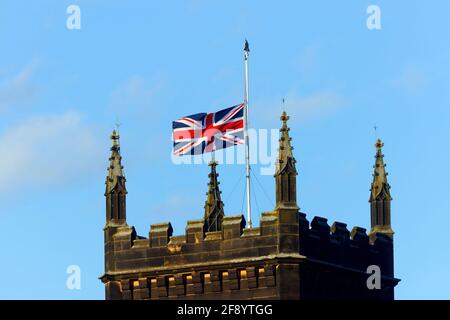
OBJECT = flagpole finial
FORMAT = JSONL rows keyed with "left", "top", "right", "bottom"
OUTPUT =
{"left": 244, "top": 39, "right": 250, "bottom": 52}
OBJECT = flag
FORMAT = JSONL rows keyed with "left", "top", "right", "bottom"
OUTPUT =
{"left": 172, "top": 103, "right": 244, "bottom": 155}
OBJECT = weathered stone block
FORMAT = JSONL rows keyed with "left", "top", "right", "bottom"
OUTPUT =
{"left": 222, "top": 215, "right": 245, "bottom": 239}
{"left": 149, "top": 223, "right": 173, "bottom": 247}
{"left": 311, "top": 216, "right": 330, "bottom": 235}
{"left": 186, "top": 219, "right": 205, "bottom": 243}
{"left": 331, "top": 221, "right": 350, "bottom": 242}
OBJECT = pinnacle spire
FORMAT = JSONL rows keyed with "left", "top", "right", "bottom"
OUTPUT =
{"left": 204, "top": 160, "right": 224, "bottom": 232}
{"left": 370, "top": 139, "right": 391, "bottom": 201}
{"left": 275, "top": 111, "right": 298, "bottom": 209}
{"left": 276, "top": 111, "right": 296, "bottom": 176}
{"left": 369, "top": 138, "right": 393, "bottom": 239}
{"left": 105, "top": 130, "right": 127, "bottom": 226}
{"left": 106, "top": 130, "right": 126, "bottom": 194}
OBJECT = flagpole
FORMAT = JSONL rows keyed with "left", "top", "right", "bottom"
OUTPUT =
{"left": 211, "top": 141, "right": 216, "bottom": 163}
{"left": 244, "top": 40, "right": 252, "bottom": 228}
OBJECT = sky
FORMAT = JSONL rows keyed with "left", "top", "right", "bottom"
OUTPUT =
{"left": 0, "top": 0, "right": 449, "bottom": 299}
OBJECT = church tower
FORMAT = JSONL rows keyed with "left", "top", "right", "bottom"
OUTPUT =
{"left": 203, "top": 161, "right": 224, "bottom": 232}
{"left": 105, "top": 130, "right": 127, "bottom": 227}
{"left": 101, "top": 117, "right": 399, "bottom": 300}
{"left": 275, "top": 111, "right": 298, "bottom": 210}
{"left": 369, "top": 139, "right": 394, "bottom": 240}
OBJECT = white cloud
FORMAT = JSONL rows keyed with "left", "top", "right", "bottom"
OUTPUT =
{"left": 109, "top": 75, "right": 166, "bottom": 117}
{"left": 257, "top": 91, "right": 345, "bottom": 124}
{"left": 0, "top": 112, "right": 105, "bottom": 192}
{"left": 292, "top": 44, "right": 321, "bottom": 76}
{"left": 0, "top": 64, "right": 39, "bottom": 112}
{"left": 391, "top": 67, "right": 426, "bottom": 92}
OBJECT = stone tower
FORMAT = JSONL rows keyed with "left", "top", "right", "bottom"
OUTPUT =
{"left": 100, "top": 113, "right": 400, "bottom": 299}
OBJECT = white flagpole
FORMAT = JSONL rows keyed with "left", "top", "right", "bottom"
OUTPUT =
{"left": 244, "top": 40, "right": 252, "bottom": 228}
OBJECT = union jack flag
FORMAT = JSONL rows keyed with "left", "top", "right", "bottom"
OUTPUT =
{"left": 172, "top": 103, "right": 245, "bottom": 155}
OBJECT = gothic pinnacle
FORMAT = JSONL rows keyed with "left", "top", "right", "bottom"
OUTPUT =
{"left": 275, "top": 111, "right": 299, "bottom": 210}
{"left": 370, "top": 139, "right": 391, "bottom": 201}
{"left": 276, "top": 111, "right": 296, "bottom": 176}
{"left": 106, "top": 130, "right": 126, "bottom": 194}
{"left": 204, "top": 160, "right": 224, "bottom": 232}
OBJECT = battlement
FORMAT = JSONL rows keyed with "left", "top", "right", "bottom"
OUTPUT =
{"left": 104, "top": 209, "right": 393, "bottom": 276}
{"left": 102, "top": 209, "right": 396, "bottom": 299}
{"left": 301, "top": 216, "right": 394, "bottom": 277}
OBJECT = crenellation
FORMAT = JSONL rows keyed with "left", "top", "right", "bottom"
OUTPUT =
{"left": 185, "top": 219, "right": 205, "bottom": 243}
{"left": 149, "top": 223, "right": 173, "bottom": 247}
{"left": 310, "top": 216, "right": 331, "bottom": 236}
{"left": 350, "top": 226, "right": 369, "bottom": 243}
{"left": 331, "top": 221, "right": 350, "bottom": 242}
{"left": 371, "top": 231, "right": 393, "bottom": 246}
{"left": 112, "top": 226, "right": 136, "bottom": 250}
{"left": 106, "top": 209, "right": 393, "bottom": 289}
{"left": 298, "top": 212, "right": 309, "bottom": 230}
{"left": 222, "top": 215, "right": 245, "bottom": 239}
{"left": 257, "top": 212, "right": 277, "bottom": 236}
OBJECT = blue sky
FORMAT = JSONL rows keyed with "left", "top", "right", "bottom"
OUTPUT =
{"left": 0, "top": 0, "right": 449, "bottom": 299}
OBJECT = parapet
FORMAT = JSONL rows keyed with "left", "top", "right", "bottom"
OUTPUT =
{"left": 105, "top": 209, "right": 393, "bottom": 280}
{"left": 301, "top": 216, "right": 393, "bottom": 277}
